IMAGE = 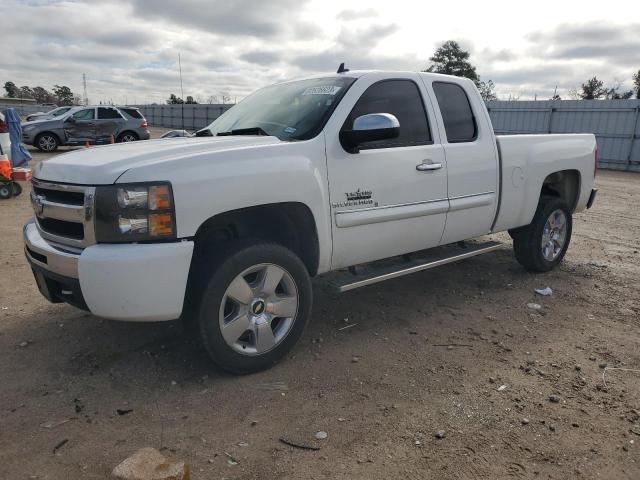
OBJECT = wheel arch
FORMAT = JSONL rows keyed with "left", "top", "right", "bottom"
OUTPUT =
{"left": 540, "top": 169, "right": 581, "bottom": 212}
{"left": 117, "top": 130, "right": 139, "bottom": 141}
{"left": 191, "top": 202, "right": 320, "bottom": 276}
{"left": 34, "top": 131, "right": 61, "bottom": 145}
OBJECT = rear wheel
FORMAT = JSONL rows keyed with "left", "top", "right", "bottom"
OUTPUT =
{"left": 513, "top": 195, "right": 572, "bottom": 272}
{"left": 194, "top": 241, "right": 312, "bottom": 374}
{"left": 117, "top": 131, "right": 139, "bottom": 142}
{"left": 35, "top": 133, "right": 59, "bottom": 152}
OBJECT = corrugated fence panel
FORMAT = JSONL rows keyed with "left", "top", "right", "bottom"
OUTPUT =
{"left": 487, "top": 99, "right": 640, "bottom": 172}
{"left": 132, "top": 104, "right": 233, "bottom": 130}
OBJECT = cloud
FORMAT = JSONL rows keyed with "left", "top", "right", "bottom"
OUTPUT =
{"left": 130, "top": 0, "right": 315, "bottom": 39}
{"left": 336, "top": 8, "right": 378, "bottom": 21}
{"left": 1, "top": 1, "right": 638, "bottom": 103}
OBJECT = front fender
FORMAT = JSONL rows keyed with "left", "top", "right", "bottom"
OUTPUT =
{"left": 116, "top": 136, "right": 333, "bottom": 273}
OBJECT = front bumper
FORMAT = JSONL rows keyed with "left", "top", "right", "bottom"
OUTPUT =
{"left": 24, "top": 220, "right": 194, "bottom": 321}
{"left": 22, "top": 130, "right": 37, "bottom": 145}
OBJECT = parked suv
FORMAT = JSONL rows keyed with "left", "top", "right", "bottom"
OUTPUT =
{"left": 26, "top": 106, "right": 75, "bottom": 122}
{"left": 22, "top": 105, "right": 150, "bottom": 152}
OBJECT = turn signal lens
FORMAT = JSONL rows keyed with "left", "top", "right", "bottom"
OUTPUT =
{"left": 149, "top": 185, "right": 172, "bottom": 210}
{"left": 149, "top": 213, "right": 174, "bottom": 236}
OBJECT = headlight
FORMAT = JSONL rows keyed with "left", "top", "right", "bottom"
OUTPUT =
{"left": 94, "top": 182, "right": 176, "bottom": 242}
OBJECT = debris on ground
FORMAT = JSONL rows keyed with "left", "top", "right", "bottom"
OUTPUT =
{"left": 112, "top": 447, "right": 189, "bottom": 480}
{"left": 549, "top": 394, "right": 561, "bottom": 403}
{"left": 224, "top": 452, "right": 238, "bottom": 466}
{"left": 314, "top": 431, "right": 328, "bottom": 440}
{"left": 535, "top": 287, "right": 553, "bottom": 296}
{"left": 497, "top": 385, "right": 507, "bottom": 392}
{"left": 279, "top": 438, "right": 321, "bottom": 451}
{"left": 52, "top": 439, "right": 68, "bottom": 454}
{"left": 41, "top": 418, "right": 73, "bottom": 429}
{"left": 435, "top": 430, "right": 446, "bottom": 439}
{"left": 527, "top": 303, "right": 542, "bottom": 311}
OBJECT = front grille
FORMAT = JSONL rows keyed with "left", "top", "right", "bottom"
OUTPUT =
{"left": 31, "top": 179, "right": 96, "bottom": 248}
{"left": 32, "top": 185, "right": 84, "bottom": 205}
{"left": 38, "top": 217, "right": 84, "bottom": 239}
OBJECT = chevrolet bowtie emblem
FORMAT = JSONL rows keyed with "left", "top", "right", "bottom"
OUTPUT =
{"left": 31, "top": 193, "right": 45, "bottom": 216}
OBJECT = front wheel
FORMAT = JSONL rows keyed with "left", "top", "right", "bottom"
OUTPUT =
{"left": 513, "top": 195, "right": 572, "bottom": 272}
{"left": 35, "top": 133, "right": 59, "bottom": 152}
{"left": 195, "top": 241, "right": 312, "bottom": 374}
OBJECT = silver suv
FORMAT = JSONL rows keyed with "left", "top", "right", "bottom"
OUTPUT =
{"left": 22, "top": 105, "right": 150, "bottom": 152}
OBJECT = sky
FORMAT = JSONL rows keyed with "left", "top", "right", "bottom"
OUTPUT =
{"left": 1, "top": 0, "right": 639, "bottom": 104}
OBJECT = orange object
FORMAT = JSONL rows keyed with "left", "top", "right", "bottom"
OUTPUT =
{"left": 110, "top": 135, "right": 115, "bottom": 144}
{"left": 85, "top": 141, "right": 91, "bottom": 148}
{"left": 149, "top": 213, "right": 174, "bottom": 236}
{"left": 149, "top": 185, "right": 172, "bottom": 210}
{"left": 0, "top": 155, "right": 11, "bottom": 181}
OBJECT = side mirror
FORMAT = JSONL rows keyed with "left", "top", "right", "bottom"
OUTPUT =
{"left": 340, "top": 113, "right": 400, "bottom": 153}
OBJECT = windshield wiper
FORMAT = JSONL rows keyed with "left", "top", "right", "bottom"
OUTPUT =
{"left": 217, "top": 127, "right": 269, "bottom": 137}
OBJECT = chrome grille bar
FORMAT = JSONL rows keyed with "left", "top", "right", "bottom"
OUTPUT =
{"left": 30, "top": 178, "right": 96, "bottom": 248}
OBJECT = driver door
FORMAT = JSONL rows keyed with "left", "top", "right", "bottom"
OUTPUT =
{"left": 325, "top": 75, "right": 448, "bottom": 268}
{"left": 64, "top": 108, "right": 96, "bottom": 143}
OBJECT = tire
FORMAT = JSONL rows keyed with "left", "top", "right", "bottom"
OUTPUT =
{"left": 35, "top": 133, "right": 59, "bottom": 152}
{"left": 11, "top": 182, "right": 22, "bottom": 197}
{"left": 513, "top": 195, "right": 572, "bottom": 272}
{"left": 194, "top": 240, "right": 312, "bottom": 374}
{"left": 117, "top": 131, "right": 139, "bottom": 143}
{"left": 0, "top": 183, "right": 11, "bottom": 199}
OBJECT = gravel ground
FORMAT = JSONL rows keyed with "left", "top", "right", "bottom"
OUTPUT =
{"left": 1, "top": 143, "right": 639, "bottom": 479}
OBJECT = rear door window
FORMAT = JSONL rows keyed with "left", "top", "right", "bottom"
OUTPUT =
{"left": 98, "top": 107, "right": 123, "bottom": 119}
{"left": 432, "top": 82, "right": 477, "bottom": 143}
{"left": 343, "top": 79, "right": 432, "bottom": 150}
{"left": 72, "top": 109, "right": 95, "bottom": 120}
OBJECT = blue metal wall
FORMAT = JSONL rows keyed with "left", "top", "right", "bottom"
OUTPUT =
{"left": 487, "top": 100, "right": 640, "bottom": 172}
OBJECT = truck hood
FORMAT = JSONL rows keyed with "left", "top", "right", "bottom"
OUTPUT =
{"left": 34, "top": 136, "right": 284, "bottom": 184}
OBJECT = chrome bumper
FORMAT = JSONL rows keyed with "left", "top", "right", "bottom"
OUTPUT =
{"left": 23, "top": 219, "right": 79, "bottom": 278}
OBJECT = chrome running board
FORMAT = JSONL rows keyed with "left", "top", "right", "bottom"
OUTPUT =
{"left": 331, "top": 240, "right": 502, "bottom": 293}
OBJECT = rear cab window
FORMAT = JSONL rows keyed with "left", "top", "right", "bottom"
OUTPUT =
{"left": 432, "top": 82, "right": 477, "bottom": 143}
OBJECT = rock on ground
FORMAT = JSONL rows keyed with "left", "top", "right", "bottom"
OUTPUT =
{"left": 112, "top": 447, "right": 189, "bottom": 480}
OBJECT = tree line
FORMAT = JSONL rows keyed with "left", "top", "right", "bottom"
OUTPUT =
{"left": 423, "top": 40, "right": 640, "bottom": 101}
{"left": 3, "top": 81, "right": 80, "bottom": 105}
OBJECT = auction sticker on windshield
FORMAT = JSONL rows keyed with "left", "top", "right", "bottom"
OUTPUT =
{"left": 302, "top": 86, "right": 342, "bottom": 95}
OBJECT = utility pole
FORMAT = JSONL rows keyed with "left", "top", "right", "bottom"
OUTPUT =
{"left": 83, "top": 73, "right": 88, "bottom": 105}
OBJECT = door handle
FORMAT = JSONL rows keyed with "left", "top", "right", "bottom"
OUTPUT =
{"left": 416, "top": 161, "right": 443, "bottom": 172}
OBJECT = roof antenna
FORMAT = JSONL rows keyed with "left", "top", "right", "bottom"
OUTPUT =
{"left": 337, "top": 63, "right": 349, "bottom": 74}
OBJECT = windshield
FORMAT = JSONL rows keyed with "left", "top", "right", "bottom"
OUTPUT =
{"left": 203, "top": 76, "right": 356, "bottom": 141}
{"left": 51, "top": 107, "right": 71, "bottom": 117}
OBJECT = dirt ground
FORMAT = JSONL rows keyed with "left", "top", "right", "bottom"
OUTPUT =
{"left": 1, "top": 139, "right": 639, "bottom": 479}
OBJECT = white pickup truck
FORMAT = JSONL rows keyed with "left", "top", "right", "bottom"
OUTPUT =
{"left": 24, "top": 69, "right": 598, "bottom": 373}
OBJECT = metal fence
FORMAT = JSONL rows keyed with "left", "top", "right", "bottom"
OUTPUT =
{"left": 486, "top": 99, "right": 640, "bottom": 172}
{"left": 6, "top": 99, "right": 640, "bottom": 171}
{"left": 131, "top": 104, "right": 234, "bottom": 130}
{"left": 4, "top": 103, "right": 234, "bottom": 130}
